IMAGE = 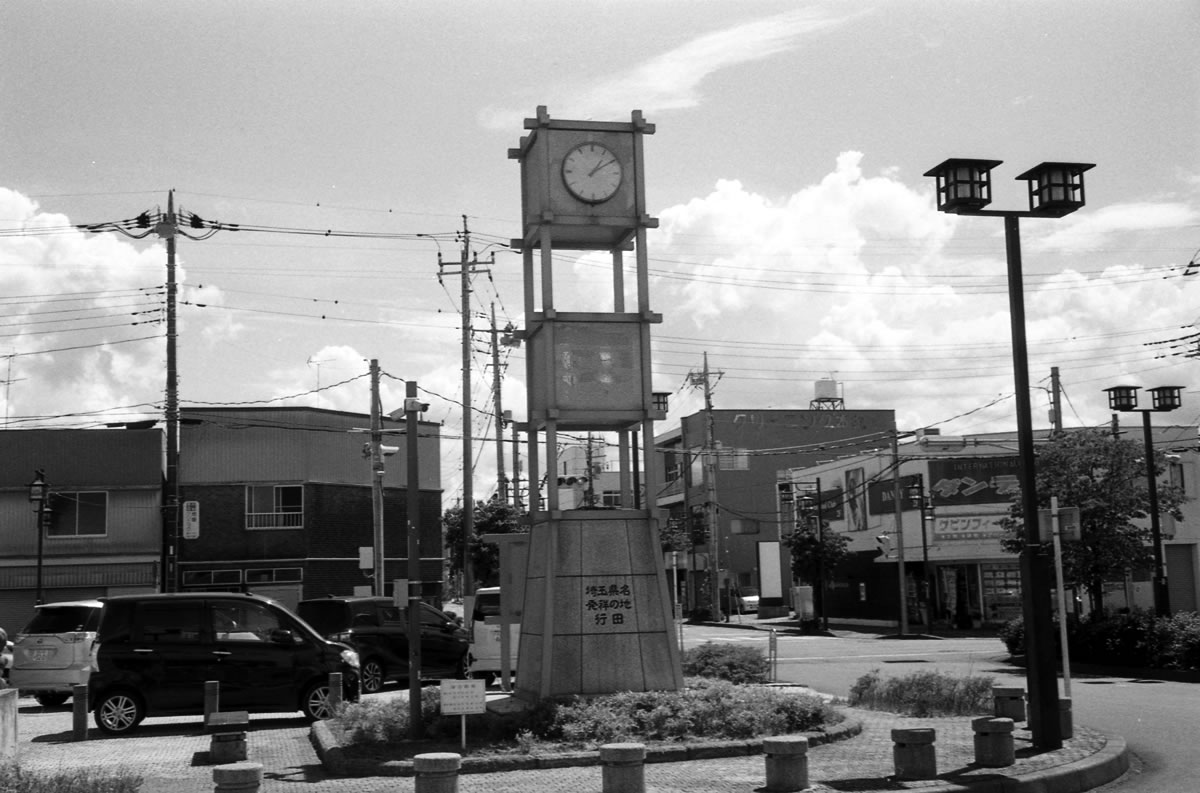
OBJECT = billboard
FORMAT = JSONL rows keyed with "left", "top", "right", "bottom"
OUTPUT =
{"left": 928, "top": 457, "right": 1022, "bottom": 508}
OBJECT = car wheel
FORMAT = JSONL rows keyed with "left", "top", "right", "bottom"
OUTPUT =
{"left": 94, "top": 691, "right": 145, "bottom": 735}
{"left": 34, "top": 691, "right": 70, "bottom": 708}
{"left": 360, "top": 658, "right": 386, "bottom": 694}
{"left": 301, "top": 681, "right": 337, "bottom": 721}
{"left": 455, "top": 652, "right": 471, "bottom": 680}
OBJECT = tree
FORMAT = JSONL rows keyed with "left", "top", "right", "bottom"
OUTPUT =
{"left": 1000, "top": 427, "right": 1186, "bottom": 613}
{"left": 442, "top": 496, "right": 528, "bottom": 587}
{"left": 782, "top": 519, "right": 851, "bottom": 585}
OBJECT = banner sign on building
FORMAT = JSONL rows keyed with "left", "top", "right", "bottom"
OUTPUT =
{"left": 928, "top": 457, "right": 1022, "bottom": 508}
{"left": 931, "top": 514, "right": 1008, "bottom": 542}
{"left": 867, "top": 474, "right": 922, "bottom": 515}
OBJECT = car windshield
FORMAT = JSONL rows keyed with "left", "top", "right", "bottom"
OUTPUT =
{"left": 22, "top": 605, "right": 100, "bottom": 634}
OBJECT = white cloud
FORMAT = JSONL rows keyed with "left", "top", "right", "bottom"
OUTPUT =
{"left": 479, "top": 8, "right": 856, "bottom": 128}
{"left": 1034, "top": 201, "right": 1199, "bottom": 253}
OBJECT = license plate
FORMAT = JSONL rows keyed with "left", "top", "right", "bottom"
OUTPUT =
{"left": 29, "top": 648, "right": 55, "bottom": 662}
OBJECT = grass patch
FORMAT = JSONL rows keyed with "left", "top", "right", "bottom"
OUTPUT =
{"left": 848, "top": 669, "right": 994, "bottom": 717}
{"left": 330, "top": 679, "right": 843, "bottom": 760}
{"left": 0, "top": 765, "right": 142, "bottom": 793}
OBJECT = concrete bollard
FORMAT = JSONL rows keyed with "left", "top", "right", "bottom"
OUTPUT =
{"left": 205, "top": 680, "right": 220, "bottom": 723}
{"left": 892, "top": 728, "right": 937, "bottom": 780}
{"left": 972, "top": 717, "right": 1015, "bottom": 767}
{"left": 1059, "top": 697, "right": 1073, "bottom": 739}
{"left": 72, "top": 684, "right": 88, "bottom": 741}
{"left": 763, "top": 735, "right": 809, "bottom": 792}
{"left": 328, "top": 671, "right": 343, "bottom": 709}
{"left": 414, "top": 752, "right": 461, "bottom": 793}
{"left": 212, "top": 762, "right": 262, "bottom": 793}
{"left": 210, "top": 731, "right": 248, "bottom": 763}
{"left": 600, "top": 742, "right": 646, "bottom": 793}
{"left": 992, "top": 686, "right": 1025, "bottom": 722}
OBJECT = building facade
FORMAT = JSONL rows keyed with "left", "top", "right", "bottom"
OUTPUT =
{"left": 0, "top": 406, "right": 444, "bottom": 633}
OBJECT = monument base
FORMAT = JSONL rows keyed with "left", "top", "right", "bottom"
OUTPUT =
{"left": 515, "top": 510, "right": 683, "bottom": 701}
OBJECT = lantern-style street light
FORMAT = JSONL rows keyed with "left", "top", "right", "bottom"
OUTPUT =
{"left": 1103, "top": 385, "right": 1184, "bottom": 617}
{"left": 925, "top": 158, "right": 1094, "bottom": 751}
{"left": 28, "top": 469, "right": 49, "bottom": 606}
{"left": 796, "top": 480, "right": 826, "bottom": 631}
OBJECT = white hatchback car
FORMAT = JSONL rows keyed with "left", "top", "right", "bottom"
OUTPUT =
{"left": 10, "top": 599, "right": 103, "bottom": 706}
{"left": 465, "top": 587, "right": 519, "bottom": 688}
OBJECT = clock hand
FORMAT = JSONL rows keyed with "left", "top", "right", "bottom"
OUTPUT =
{"left": 588, "top": 157, "right": 616, "bottom": 177}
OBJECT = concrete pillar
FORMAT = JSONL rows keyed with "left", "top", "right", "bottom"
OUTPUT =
{"left": 892, "top": 728, "right": 937, "bottom": 780}
{"left": 992, "top": 686, "right": 1025, "bottom": 722}
{"left": 212, "top": 762, "right": 261, "bottom": 793}
{"left": 1059, "top": 697, "right": 1073, "bottom": 739}
{"left": 328, "top": 671, "right": 343, "bottom": 709}
{"left": 414, "top": 752, "right": 461, "bottom": 793}
{"left": 72, "top": 684, "right": 88, "bottom": 741}
{"left": 600, "top": 742, "right": 646, "bottom": 793}
{"left": 204, "top": 681, "right": 220, "bottom": 723}
{"left": 972, "top": 717, "right": 1015, "bottom": 767}
{"left": 210, "top": 731, "right": 248, "bottom": 764}
{"left": 763, "top": 735, "right": 809, "bottom": 792}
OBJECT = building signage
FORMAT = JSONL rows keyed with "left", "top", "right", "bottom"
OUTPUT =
{"left": 867, "top": 474, "right": 922, "bottom": 515}
{"left": 584, "top": 578, "right": 635, "bottom": 629}
{"left": 439, "top": 679, "right": 487, "bottom": 715}
{"left": 931, "top": 514, "right": 1007, "bottom": 542}
{"left": 182, "top": 501, "right": 200, "bottom": 539}
{"left": 928, "top": 457, "right": 1022, "bottom": 507}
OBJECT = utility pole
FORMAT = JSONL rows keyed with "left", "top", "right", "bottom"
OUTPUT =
{"left": 369, "top": 359, "right": 386, "bottom": 596}
{"left": 80, "top": 190, "right": 230, "bottom": 593}
{"left": 1050, "top": 366, "right": 1063, "bottom": 434}
{"left": 890, "top": 429, "right": 909, "bottom": 636}
{"left": 689, "top": 353, "right": 723, "bottom": 621}
{"left": 438, "top": 217, "right": 492, "bottom": 598}
{"left": 404, "top": 379, "right": 425, "bottom": 738}
{"left": 490, "top": 305, "right": 509, "bottom": 504}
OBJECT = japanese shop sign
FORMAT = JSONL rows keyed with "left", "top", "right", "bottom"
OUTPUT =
{"left": 928, "top": 457, "right": 1022, "bottom": 507}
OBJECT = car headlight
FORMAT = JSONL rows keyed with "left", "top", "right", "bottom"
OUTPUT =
{"left": 341, "top": 648, "right": 360, "bottom": 669}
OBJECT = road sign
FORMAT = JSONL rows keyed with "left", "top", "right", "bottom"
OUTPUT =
{"left": 1038, "top": 506, "right": 1081, "bottom": 542}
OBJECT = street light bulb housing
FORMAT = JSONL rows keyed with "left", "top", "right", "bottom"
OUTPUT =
{"left": 1015, "top": 162, "right": 1094, "bottom": 217}
{"left": 1104, "top": 385, "right": 1140, "bottom": 412}
{"left": 924, "top": 158, "right": 1003, "bottom": 214}
{"left": 1148, "top": 386, "right": 1183, "bottom": 412}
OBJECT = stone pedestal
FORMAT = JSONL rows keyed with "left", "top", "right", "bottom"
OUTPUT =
{"left": 972, "top": 717, "right": 1015, "bottom": 767}
{"left": 892, "top": 728, "right": 937, "bottom": 780}
{"left": 516, "top": 511, "right": 683, "bottom": 700}
{"left": 600, "top": 743, "right": 646, "bottom": 793}
{"left": 763, "top": 735, "right": 810, "bottom": 792}
{"left": 993, "top": 686, "right": 1026, "bottom": 722}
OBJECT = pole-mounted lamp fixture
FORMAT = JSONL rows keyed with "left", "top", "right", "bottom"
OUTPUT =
{"left": 1103, "top": 383, "right": 1184, "bottom": 618}
{"left": 28, "top": 469, "right": 49, "bottom": 606}
{"left": 924, "top": 159, "right": 1094, "bottom": 218}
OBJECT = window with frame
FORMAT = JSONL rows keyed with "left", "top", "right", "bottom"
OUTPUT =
{"left": 719, "top": 448, "right": 749, "bottom": 471}
{"left": 601, "top": 490, "right": 622, "bottom": 507}
{"left": 48, "top": 491, "right": 108, "bottom": 537}
{"left": 245, "top": 484, "right": 303, "bottom": 530}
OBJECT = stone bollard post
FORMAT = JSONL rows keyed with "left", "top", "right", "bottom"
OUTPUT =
{"left": 763, "top": 735, "right": 809, "bottom": 792}
{"left": 72, "top": 684, "right": 88, "bottom": 741}
{"left": 205, "top": 681, "right": 220, "bottom": 723}
{"left": 414, "top": 752, "right": 461, "bottom": 793}
{"left": 328, "top": 671, "right": 343, "bottom": 709}
{"left": 1059, "top": 697, "right": 1073, "bottom": 740}
{"left": 212, "top": 762, "right": 262, "bottom": 793}
{"left": 972, "top": 717, "right": 1015, "bottom": 767}
{"left": 892, "top": 728, "right": 937, "bottom": 780}
{"left": 600, "top": 742, "right": 646, "bottom": 793}
{"left": 992, "top": 686, "right": 1025, "bottom": 722}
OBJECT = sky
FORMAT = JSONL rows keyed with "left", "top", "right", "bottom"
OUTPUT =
{"left": 2, "top": 0, "right": 1198, "bottom": 508}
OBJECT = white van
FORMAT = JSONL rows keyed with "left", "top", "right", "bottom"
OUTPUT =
{"left": 465, "top": 587, "right": 519, "bottom": 688}
{"left": 10, "top": 599, "right": 103, "bottom": 706}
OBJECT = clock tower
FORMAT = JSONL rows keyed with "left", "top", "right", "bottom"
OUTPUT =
{"left": 508, "top": 107, "right": 683, "bottom": 700}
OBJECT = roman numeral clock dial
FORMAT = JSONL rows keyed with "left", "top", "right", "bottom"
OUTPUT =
{"left": 561, "top": 142, "right": 623, "bottom": 203}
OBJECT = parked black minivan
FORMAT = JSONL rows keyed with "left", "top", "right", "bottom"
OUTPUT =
{"left": 88, "top": 592, "right": 360, "bottom": 734}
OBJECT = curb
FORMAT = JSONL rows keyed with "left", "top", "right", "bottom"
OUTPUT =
{"left": 934, "top": 733, "right": 1129, "bottom": 793}
{"left": 310, "top": 712, "right": 864, "bottom": 777}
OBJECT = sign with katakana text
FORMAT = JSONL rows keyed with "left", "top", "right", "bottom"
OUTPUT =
{"left": 583, "top": 578, "right": 635, "bottom": 630}
{"left": 928, "top": 457, "right": 1022, "bottom": 507}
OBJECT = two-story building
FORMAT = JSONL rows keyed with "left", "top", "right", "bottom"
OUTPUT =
{"left": 0, "top": 405, "right": 444, "bottom": 632}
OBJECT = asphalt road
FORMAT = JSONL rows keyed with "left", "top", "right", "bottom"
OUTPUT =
{"left": 683, "top": 623, "right": 1198, "bottom": 792}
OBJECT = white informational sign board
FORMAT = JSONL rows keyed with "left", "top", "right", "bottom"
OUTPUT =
{"left": 439, "top": 679, "right": 486, "bottom": 715}
{"left": 182, "top": 501, "right": 200, "bottom": 539}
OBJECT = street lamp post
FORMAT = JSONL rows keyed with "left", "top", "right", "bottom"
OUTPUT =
{"left": 906, "top": 476, "right": 935, "bottom": 628}
{"left": 925, "top": 158, "right": 1094, "bottom": 750}
{"left": 28, "top": 469, "right": 48, "bottom": 606}
{"left": 797, "top": 479, "right": 825, "bottom": 631}
{"left": 1103, "top": 385, "right": 1183, "bottom": 617}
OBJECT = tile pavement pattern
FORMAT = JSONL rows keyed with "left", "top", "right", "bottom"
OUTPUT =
{"left": 14, "top": 704, "right": 1126, "bottom": 793}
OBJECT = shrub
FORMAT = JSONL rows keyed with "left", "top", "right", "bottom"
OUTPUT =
{"left": 999, "top": 610, "right": 1200, "bottom": 671}
{"left": 681, "top": 641, "right": 770, "bottom": 684}
{"left": 0, "top": 765, "right": 142, "bottom": 793}
{"left": 848, "top": 669, "right": 994, "bottom": 717}
{"left": 331, "top": 679, "right": 842, "bottom": 754}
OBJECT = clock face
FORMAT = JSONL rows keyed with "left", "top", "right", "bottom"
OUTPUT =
{"left": 561, "top": 142, "right": 623, "bottom": 204}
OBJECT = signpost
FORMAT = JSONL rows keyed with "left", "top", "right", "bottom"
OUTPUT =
{"left": 439, "top": 679, "right": 487, "bottom": 749}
